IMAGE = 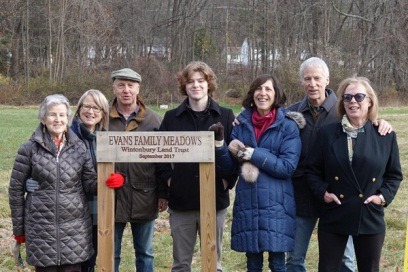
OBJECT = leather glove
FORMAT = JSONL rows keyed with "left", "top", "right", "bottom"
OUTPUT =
{"left": 106, "top": 173, "right": 125, "bottom": 189}
{"left": 25, "top": 178, "right": 39, "bottom": 193}
{"left": 208, "top": 122, "right": 224, "bottom": 141}
{"left": 14, "top": 235, "right": 25, "bottom": 243}
{"left": 228, "top": 139, "right": 245, "bottom": 158}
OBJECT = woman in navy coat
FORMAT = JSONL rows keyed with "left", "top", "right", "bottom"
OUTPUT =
{"left": 222, "top": 74, "right": 302, "bottom": 272}
{"left": 307, "top": 77, "right": 403, "bottom": 272}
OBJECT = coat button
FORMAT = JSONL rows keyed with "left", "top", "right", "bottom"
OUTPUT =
{"left": 372, "top": 178, "right": 376, "bottom": 182}
{"left": 359, "top": 194, "right": 363, "bottom": 198}
{"left": 334, "top": 176, "right": 339, "bottom": 181}
{"left": 339, "top": 194, "right": 344, "bottom": 199}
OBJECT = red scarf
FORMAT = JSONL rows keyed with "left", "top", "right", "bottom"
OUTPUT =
{"left": 252, "top": 108, "right": 277, "bottom": 142}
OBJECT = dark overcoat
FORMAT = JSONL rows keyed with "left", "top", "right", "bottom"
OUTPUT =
{"left": 288, "top": 88, "right": 338, "bottom": 217}
{"left": 9, "top": 124, "right": 97, "bottom": 267}
{"left": 307, "top": 121, "right": 402, "bottom": 235}
{"left": 109, "top": 98, "right": 166, "bottom": 222}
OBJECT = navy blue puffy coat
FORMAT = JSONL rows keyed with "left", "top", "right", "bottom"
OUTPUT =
{"left": 229, "top": 107, "right": 301, "bottom": 253}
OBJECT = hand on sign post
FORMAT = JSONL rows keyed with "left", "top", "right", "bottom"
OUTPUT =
{"left": 106, "top": 173, "right": 125, "bottom": 189}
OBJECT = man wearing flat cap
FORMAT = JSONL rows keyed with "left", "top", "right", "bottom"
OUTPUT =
{"left": 109, "top": 68, "right": 168, "bottom": 272}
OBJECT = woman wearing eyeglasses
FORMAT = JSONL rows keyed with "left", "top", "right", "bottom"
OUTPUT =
{"left": 10, "top": 94, "right": 123, "bottom": 271}
{"left": 306, "top": 77, "right": 403, "bottom": 272}
{"left": 71, "top": 89, "right": 110, "bottom": 272}
{"left": 24, "top": 90, "right": 113, "bottom": 271}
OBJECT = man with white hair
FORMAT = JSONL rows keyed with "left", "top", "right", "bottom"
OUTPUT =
{"left": 286, "top": 57, "right": 391, "bottom": 272}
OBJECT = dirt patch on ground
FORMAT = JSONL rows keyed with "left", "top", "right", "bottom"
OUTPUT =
{"left": 0, "top": 217, "right": 33, "bottom": 271}
{"left": 0, "top": 218, "right": 14, "bottom": 250}
{"left": 0, "top": 216, "right": 171, "bottom": 271}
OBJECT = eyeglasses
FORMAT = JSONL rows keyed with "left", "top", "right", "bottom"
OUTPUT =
{"left": 342, "top": 93, "right": 367, "bottom": 103}
{"left": 82, "top": 104, "right": 102, "bottom": 113}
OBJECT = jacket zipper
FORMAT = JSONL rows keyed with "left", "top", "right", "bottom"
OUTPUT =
{"left": 56, "top": 152, "right": 61, "bottom": 265}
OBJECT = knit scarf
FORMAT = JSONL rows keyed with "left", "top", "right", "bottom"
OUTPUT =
{"left": 252, "top": 108, "right": 277, "bottom": 142}
{"left": 341, "top": 115, "right": 365, "bottom": 163}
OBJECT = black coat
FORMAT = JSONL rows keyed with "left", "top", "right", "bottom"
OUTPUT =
{"left": 156, "top": 98, "right": 237, "bottom": 211}
{"left": 288, "top": 89, "right": 339, "bottom": 217}
{"left": 306, "top": 122, "right": 402, "bottom": 235}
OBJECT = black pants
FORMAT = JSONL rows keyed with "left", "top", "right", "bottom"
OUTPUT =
{"left": 36, "top": 264, "right": 81, "bottom": 272}
{"left": 81, "top": 225, "right": 98, "bottom": 272}
{"left": 318, "top": 230, "right": 385, "bottom": 272}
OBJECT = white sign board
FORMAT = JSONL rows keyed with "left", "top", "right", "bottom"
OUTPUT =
{"left": 97, "top": 131, "right": 214, "bottom": 163}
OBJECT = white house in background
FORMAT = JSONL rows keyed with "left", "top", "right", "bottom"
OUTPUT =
{"left": 224, "top": 38, "right": 249, "bottom": 66}
{"left": 146, "top": 45, "right": 171, "bottom": 60}
{"left": 224, "top": 38, "right": 283, "bottom": 68}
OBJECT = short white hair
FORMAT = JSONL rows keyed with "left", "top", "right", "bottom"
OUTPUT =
{"left": 38, "top": 94, "right": 71, "bottom": 120}
{"left": 299, "top": 57, "right": 330, "bottom": 80}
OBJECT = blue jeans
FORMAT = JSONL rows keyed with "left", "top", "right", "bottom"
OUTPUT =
{"left": 286, "top": 216, "right": 355, "bottom": 272}
{"left": 114, "top": 221, "right": 154, "bottom": 272}
{"left": 340, "top": 236, "right": 355, "bottom": 272}
{"left": 246, "top": 252, "right": 285, "bottom": 272}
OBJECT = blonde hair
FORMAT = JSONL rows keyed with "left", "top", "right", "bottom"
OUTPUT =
{"left": 337, "top": 77, "right": 379, "bottom": 122}
{"left": 74, "top": 89, "right": 109, "bottom": 130}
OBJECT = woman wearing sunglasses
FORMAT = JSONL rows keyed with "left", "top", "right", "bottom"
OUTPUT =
{"left": 306, "top": 77, "right": 403, "bottom": 271}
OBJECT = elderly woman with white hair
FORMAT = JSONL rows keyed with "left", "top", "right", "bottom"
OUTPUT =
{"left": 9, "top": 94, "right": 121, "bottom": 272}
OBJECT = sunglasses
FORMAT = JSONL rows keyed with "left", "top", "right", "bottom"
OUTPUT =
{"left": 342, "top": 93, "right": 367, "bottom": 102}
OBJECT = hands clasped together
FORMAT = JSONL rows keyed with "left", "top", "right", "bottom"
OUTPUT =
{"left": 228, "top": 139, "right": 254, "bottom": 161}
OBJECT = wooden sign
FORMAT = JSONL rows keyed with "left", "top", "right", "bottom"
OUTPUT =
{"left": 97, "top": 131, "right": 216, "bottom": 272}
{"left": 97, "top": 131, "right": 214, "bottom": 163}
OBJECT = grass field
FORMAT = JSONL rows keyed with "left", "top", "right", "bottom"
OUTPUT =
{"left": 0, "top": 105, "right": 407, "bottom": 271}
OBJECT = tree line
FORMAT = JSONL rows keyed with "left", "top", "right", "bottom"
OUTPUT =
{"left": 0, "top": 0, "right": 407, "bottom": 105}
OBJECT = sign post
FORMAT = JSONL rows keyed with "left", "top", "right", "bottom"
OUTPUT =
{"left": 97, "top": 131, "right": 216, "bottom": 272}
{"left": 96, "top": 162, "right": 115, "bottom": 272}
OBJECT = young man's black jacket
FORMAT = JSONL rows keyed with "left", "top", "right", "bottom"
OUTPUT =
{"left": 156, "top": 97, "right": 237, "bottom": 211}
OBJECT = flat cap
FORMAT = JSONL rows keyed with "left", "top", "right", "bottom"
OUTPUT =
{"left": 111, "top": 68, "right": 142, "bottom": 83}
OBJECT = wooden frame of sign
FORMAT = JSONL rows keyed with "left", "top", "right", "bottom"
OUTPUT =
{"left": 96, "top": 131, "right": 216, "bottom": 271}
